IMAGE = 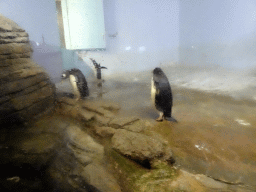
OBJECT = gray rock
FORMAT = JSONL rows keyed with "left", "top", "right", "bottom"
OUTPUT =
{"left": 111, "top": 129, "right": 168, "bottom": 164}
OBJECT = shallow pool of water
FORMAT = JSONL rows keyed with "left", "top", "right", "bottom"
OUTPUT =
{"left": 101, "top": 78, "right": 256, "bottom": 187}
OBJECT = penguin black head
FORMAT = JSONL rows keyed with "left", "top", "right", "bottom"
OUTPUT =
{"left": 153, "top": 67, "right": 165, "bottom": 76}
{"left": 61, "top": 72, "right": 68, "bottom": 79}
{"left": 61, "top": 69, "right": 73, "bottom": 79}
{"left": 62, "top": 69, "right": 81, "bottom": 79}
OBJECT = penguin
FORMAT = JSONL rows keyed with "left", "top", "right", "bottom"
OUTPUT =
{"left": 151, "top": 67, "right": 177, "bottom": 122}
{"left": 61, "top": 68, "right": 89, "bottom": 99}
{"left": 90, "top": 58, "right": 107, "bottom": 80}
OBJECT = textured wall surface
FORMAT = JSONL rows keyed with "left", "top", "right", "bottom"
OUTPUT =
{"left": 0, "top": 14, "right": 55, "bottom": 125}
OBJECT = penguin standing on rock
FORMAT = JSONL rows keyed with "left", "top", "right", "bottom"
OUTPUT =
{"left": 151, "top": 67, "right": 177, "bottom": 122}
{"left": 62, "top": 68, "right": 89, "bottom": 99}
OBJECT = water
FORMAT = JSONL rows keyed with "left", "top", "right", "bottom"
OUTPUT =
{"left": 101, "top": 66, "right": 256, "bottom": 186}
{"left": 4, "top": 65, "right": 255, "bottom": 190}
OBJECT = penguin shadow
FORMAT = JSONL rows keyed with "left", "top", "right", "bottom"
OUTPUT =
{"left": 139, "top": 107, "right": 178, "bottom": 123}
{"left": 165, "top": 117, "right": 178, "bottom": 123}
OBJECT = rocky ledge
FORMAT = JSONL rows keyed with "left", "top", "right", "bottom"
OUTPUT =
{"left": 0, "top": 96, "right": 255, "bottom": 192}
{"left": 0, "top": 14, "right": 55, "bottom": 125}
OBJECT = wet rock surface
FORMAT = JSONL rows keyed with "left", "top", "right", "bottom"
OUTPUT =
{"left": 0, "top": 14, "right": 55, "bottom": 125}
{"left": 111, "top": 129, "right": 172, "bottom": 166}
{"left": 1, "top": 59, "right": 256, "bottom": 192}
{"left": 1, "top": 94, "right": 256, "bottom": 192}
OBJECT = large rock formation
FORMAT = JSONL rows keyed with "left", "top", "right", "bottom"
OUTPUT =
{"left": 0, "top": 14, "right": 55, "bottom": 125}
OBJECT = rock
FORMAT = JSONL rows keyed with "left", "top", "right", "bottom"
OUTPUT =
{"left": 96, "top": 107, "right": 115, "bottom": 118}
{"left": 0, "top": 15, "right": 55, "bottom": 125}
{"left": 81, "top": 163, "right": 122, "bottom": 192}
{"left": 122, "top": 119, "right": 148, "bottom": 133}
{"left": 109, "top": 116, "right": 140, "bottom": 128}
{"left": 0, "top": 73, "right": 50, "bottom": 97}
{"left": 111, "top": 129, "right": 171, "bottom": 165}
{"left": 0, "top": 14, "right": 25, "bottom": 32}
{"left": 19, "top": 133, "right": 58, "bottom": 154}
{"left": 82, "top": 100, "right": 116, "bottom": 118}
{"left": 95, "top": 114, "right": 112, "bottom": 125}
{"left": 10, "top": 85, "right": 54, "bottom": 110}
{"left": 57, "top": 97, "right": 77, "bottom": 106}
{"left": 58, "top": 102, "right": 96, "bottom": 122}
{"left": 194, "top": 174, "right": 228, "bottom": 189}
{"left": 77, "top": 109, "right": 95, "bottom": 121}
{"left": 95, "top": 126, "right": 117, "bottom": 138}
{"left": 66, "top": 125, "right": 104, "bottom": 163}
{"left": 82, "top": 99, "right": 120, "bottom": 112}
{"left": 94, "top": 100, "right": 121, "bottom": 111}
{"left": 170, "top": 170, "right": 209, "bottom": 191}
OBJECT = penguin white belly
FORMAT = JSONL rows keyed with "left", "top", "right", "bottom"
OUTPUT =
{"left": 69, "top": 75, "right": 81, "bottom": 98}
{"left": 151, "top": 77, "right": 156, "bottom": 105}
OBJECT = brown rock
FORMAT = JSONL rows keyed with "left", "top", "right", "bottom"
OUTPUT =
{"left": 81, "top": 163, "right": 122, "bottom": 192}
{"left": 111, "top": 129, "right": 166, "bottom": 163}
{"left": 10, "top": 85, "right": 54, "bottom": 110}
{"left": 0, "top": 36, "right": 29, "bottom": 44}
{"left": 95, "top": 126, "right": 117, "bottom": 137}
{"left": 66, "top": 125, "right": 104, "bottom": 163}
{"left": 122, "top": 119, "right": 148, "bottom": 133}
{"left": 19, "top": 133, "right": 58, "bottom": 154}
{"left": 95, "top": 114, "right": 112, "bottom": 125}
{"left": 0, "top": 73, "right": 48, "bottom": 96}
{"left": 77, "top": 109, "right": 95, "bottom": 121}
{"left": 81, "top": 99, "right": 120, "bottom": 117}
{"left": 109, "top": 116, "right": 140, "bottom": 128}
{"left": 0, "top": 31, "right": 28, "bottom": 38}
{"left": 57, "top": 97, "right": 77, "bottom": 106}
{"left": 0, "top": 14, "right": 25, "bottom": 32}
{"left": 0, "top": 43, "right": 32, "bottom": 55}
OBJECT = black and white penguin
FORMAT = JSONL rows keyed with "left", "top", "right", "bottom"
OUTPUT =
{"left": 90, "top": 58, "right": 107, "bottom": 80}
{"left": 151, "top": 67, "right": 177, "bottom": 122}
{"left": 62, "top": 68, "right": 89, "bottom": 99}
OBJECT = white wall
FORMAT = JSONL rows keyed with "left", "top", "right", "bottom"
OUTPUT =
{"left": 1, "top": 0, "right": 254, "bottom": 78}
{"left": 0, "top": 0, "right": 60, "bottom": 46}
{"left": 0, "top": 0, "right": 179, "bottom": 77}
{"left": 81, "top": 0, "right": 179, "bottom": 76}
{"left": 179, "top": 0, "right": 256, "bottom": 69}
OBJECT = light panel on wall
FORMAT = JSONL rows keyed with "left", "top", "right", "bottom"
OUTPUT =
{"left": 56, "top": 0, "right": 106, "bottom": 50}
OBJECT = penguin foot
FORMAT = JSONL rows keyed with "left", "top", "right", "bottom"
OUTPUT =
{"left": 156, "top": 117, "right": 164, "bottom": 122}
{"left": 156, "top": 113, "right": 164, "bottom": 122}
